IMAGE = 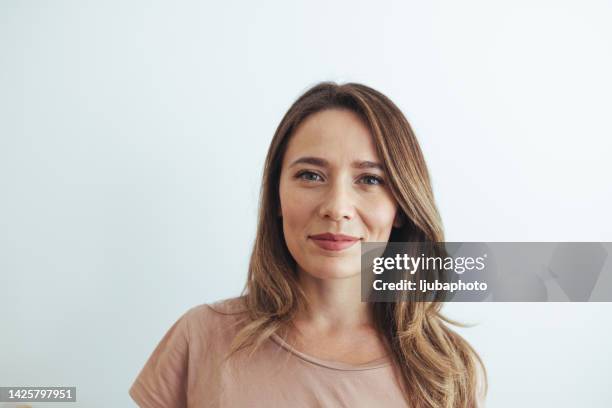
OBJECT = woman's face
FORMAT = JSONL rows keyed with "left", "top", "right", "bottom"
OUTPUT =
{"left": 279, "top": 108, "right": 402, "bottom": 280}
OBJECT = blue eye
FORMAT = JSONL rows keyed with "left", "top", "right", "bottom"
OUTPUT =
{"left": 360, "top": 175, "right": 384, "bottom": 185}
{"left": 296, "top": 171, "right": 323, "bottom": 182}
{"left": 295, "top": 171, "right": 384, "bottom": 186}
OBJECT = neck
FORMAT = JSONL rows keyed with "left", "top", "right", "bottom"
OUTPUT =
{"left": 293, "top": 266, "right": 374, "bottom": 331}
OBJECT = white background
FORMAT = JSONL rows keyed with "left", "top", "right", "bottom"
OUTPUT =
{"left": 1, "top": 1, "right": 611, "bottom": 407}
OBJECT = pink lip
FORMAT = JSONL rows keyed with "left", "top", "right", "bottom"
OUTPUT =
{"left": 309, "top": 233, "right": 360, "bottom": 252}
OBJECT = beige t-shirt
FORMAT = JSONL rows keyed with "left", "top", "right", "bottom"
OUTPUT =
{"left": 129, "top": 297, "right": 409, "bottom": 407}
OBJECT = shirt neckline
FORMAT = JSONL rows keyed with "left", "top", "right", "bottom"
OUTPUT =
{"left": 270, "top": 333, "right": 392, "bottom": 371}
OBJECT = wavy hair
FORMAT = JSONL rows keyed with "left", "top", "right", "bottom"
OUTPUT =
{"left": 226, "top": 82, "right": 487, "bottom": 407}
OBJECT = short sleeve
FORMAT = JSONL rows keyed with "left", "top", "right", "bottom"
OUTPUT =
{"left": 129, "top": 310, "right": 191, "bottom": 408}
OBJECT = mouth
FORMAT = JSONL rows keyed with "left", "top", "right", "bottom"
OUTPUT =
{"left": 308, "top": 233, "right": 361, "bottom": 252}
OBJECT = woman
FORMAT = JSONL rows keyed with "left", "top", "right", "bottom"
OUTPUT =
{"left": 129, "top": 82, "right": 487, "bottom": 407}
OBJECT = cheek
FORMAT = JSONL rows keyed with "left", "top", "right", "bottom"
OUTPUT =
{"left": 282, "top": 201, "right": 308, "bottom": 234}
{"left": 279, "top": 182, "right": 314, "bottom": 234}
{"left": 362, "top": 199, "right": 397, "bottom": 231}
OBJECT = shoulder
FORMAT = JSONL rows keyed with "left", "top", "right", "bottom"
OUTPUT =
{"left": 182, "top": 296, "right": 250, "bottom": 342}
{"left": 129, "top": 296, "right": 250, "bottom": 407}
{"left": 205, "top": 295, "right": 249, "bottom": 314}
{"left": 184, "top": 296, "right": 249, "bottom": 323}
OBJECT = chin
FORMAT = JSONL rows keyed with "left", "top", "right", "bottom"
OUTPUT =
{"left": 302, "top": 259, "right": 361, "bottom": 280}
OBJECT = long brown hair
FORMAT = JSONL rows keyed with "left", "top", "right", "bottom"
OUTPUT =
{"left": 228, "top": 82, "right": 487, "bottom": 407}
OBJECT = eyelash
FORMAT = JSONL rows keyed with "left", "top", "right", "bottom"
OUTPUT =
{"left": 295, "top": 170, "right": 385, "bottom": 186}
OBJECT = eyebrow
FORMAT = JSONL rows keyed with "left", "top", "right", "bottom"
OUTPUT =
{"left": 288, "top": 156, "right": 384, "bottom": 171}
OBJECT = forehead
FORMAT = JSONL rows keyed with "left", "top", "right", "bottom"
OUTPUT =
{"left": 283, "top": 109, "right": 379, "bottom": 164}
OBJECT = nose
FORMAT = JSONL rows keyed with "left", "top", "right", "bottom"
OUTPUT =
{"left": 317, "top": 179, "right": 356, "bottom": 222}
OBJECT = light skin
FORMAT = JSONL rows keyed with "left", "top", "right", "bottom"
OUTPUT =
{"left": 278, "top": 108, "right": 404, "bottom": 364}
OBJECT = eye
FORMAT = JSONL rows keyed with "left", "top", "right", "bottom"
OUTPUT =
{"left": 359, "top": 174, "right": 385, "bottom": 185}
{"left": 296, "top": 170, "right": 324, "bottom": 182}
